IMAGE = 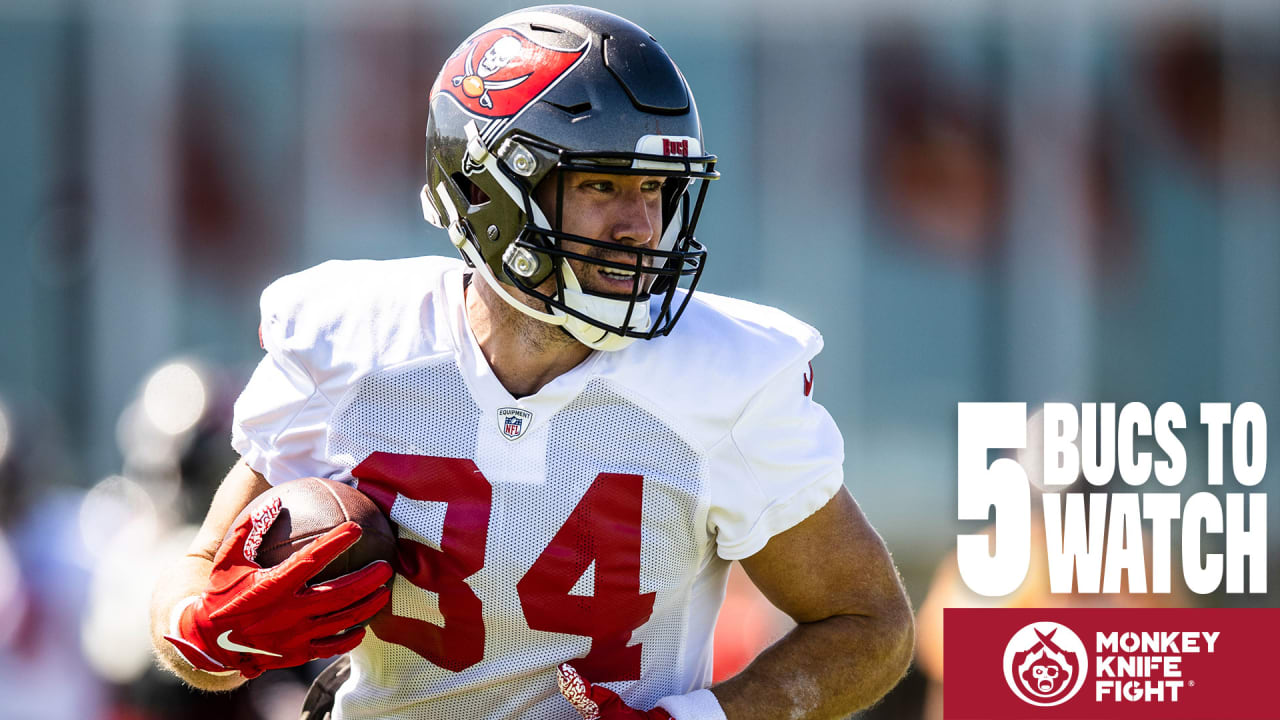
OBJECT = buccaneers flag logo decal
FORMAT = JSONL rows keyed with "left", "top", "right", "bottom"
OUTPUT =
{"left": 436, "top": 28, "right": 586, "bottom": 118}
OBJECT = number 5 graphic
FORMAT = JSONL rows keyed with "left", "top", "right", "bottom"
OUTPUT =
{"left": 354, "top": 452, "right": 655, "bottom": 681}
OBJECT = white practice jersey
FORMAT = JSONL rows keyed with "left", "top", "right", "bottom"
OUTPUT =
{"left": 231, "top": 256, "right": 844, "bottom": 720}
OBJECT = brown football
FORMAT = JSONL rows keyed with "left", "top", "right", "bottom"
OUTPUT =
{"left": 225, "top": 477, "right": 397, "bottom": 585}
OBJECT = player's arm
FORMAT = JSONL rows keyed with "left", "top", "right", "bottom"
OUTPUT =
{"left": 149, "top": 459, "right": 271, "bottom": 691}
{"left": 711, "top": 487, "right": 915, "bottom": 719}
{"left": 558, "top": 486, "right": 914, "bottom": 720}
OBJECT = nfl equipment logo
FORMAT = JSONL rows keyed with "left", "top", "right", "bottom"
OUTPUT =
{"left": 497, "top": 407, "right": 533, "bottom": 441}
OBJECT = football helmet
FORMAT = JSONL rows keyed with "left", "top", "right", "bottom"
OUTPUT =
{"left": 422, "top": 5, "right": 718, "bottom": 351}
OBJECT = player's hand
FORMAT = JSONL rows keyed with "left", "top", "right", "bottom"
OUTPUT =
{"left": 163, "top": 497, "right": 394, "bottom": 679}
{"left": 557, "top": 663, "right": 674, "bottom": 720}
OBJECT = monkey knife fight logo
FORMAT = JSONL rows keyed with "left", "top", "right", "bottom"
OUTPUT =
{"left": 1003, "top": 622, "right": 1089, "bottom": 707}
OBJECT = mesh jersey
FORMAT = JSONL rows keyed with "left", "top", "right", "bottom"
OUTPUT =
{"left": 231, "top": 256, "right": 844, "bottom": 720}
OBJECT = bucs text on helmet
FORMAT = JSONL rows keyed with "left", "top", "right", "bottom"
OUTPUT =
{"left": 421, "top": 4, "right": 718, "bottom": 351}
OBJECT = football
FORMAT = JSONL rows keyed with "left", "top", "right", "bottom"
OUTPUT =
{"left": 225, "top": 477, "right": 397, "bottom": 584}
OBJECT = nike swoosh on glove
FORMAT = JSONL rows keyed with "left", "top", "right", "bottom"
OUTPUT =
{"left": 163, "top": 496, "right": 393, "bottom": 679}
{"left": 558, "top": 663, "right": 674, "bottom": 720}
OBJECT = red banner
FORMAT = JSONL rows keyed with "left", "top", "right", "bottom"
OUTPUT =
{"left": 944, "top": 608, "right": 1280, "bottom": 719}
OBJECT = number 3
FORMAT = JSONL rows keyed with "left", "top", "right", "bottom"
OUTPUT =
{"left": 353, "top": 452, "right": 655, "bottom": 681}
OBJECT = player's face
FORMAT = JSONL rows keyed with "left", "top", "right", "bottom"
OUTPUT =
{"left": 535, "top": 170, "right": 665, "bottom": 297}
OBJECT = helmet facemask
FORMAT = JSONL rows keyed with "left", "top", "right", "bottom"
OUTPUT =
{"left": 506, "top": 139, "right": 715, "bottom": 351}
{"left": 426, "top": 121, "right": 716, "bottom": 352}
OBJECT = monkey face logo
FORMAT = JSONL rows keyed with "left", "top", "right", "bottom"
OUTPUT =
{"left": 1003, "top": 622, "right": 1089, "bottom": 707}
{"left": 434, "top": 28, "right": 586, "bottom": 118}
{"left": 1022, "top": 654, "right": 1068, "bottom": 695}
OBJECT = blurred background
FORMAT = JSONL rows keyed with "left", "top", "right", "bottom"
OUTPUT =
{"left": 1, "top": 0, "right": 1277, "bottom": 717}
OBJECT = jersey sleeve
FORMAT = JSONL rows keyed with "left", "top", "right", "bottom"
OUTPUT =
{"left": 704, "top": 353, "right": 845, "bottom": 561}
{"left": 230, "top": 281, "right": 338, "bottom": 486}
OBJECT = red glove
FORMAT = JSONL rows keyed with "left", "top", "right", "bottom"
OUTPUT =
{"left": 163, "top": 497, "right": 393, "bottom": 678}
{"left": 557, "top": 663, "right": 674, "bottom": 720}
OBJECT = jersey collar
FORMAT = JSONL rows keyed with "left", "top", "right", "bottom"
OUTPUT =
{"left": 443, "top": 267, "right": 604, "bottom": 433}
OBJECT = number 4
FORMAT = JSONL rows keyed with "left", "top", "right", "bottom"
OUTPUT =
{"left": 354, "top": 452, "right": 655, "bottom": 681}
{"left": 519, "top": 472, "right": 654, "bottom": 681}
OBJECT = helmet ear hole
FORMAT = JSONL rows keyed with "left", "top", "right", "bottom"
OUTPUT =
{"left": 451, "top": 172, "right": 491, "bottom": 208}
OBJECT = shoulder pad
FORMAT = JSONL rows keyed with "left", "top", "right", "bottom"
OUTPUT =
{"left": 257, "top": 256, "right": 463, "bottom": 384}
{"left": 603, "top": 291, "right": 824, "bottom": 445}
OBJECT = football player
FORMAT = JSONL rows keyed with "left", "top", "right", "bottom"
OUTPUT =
{"left": 149, "top": 6, "right": 913, "bottom": 719}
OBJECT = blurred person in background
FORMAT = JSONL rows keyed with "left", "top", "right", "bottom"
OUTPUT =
{"left": 148, "top": 5, "right": 913, "bottom": 720}
{"left": 0, "top": 396, "right": 108, "bottom": 718}
{"left": 862, "top": 27, "right": 1005, "bottom": 264}
{"left": 861, "top": 22, "right": 1134, "bottom": 271}
{"left": 81, "top": 360, "right": 313, "bottom": 719}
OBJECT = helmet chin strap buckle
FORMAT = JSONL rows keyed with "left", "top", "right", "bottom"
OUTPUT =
{"left": 432, "top": 180, "right": 472, "bottom": 250}
{"left": 464, "top": 121, "right": 490, "bottom": 165}
{"left": 450, "top": 219, "right": 475, "bottom": 248}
